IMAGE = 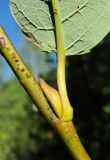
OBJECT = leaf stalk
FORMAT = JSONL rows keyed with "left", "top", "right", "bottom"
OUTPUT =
{"left": 51, "top": 0, "right": 73, "bottom": 121}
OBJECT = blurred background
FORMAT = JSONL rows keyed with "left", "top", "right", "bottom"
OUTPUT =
{"left": 0, "top": 0, "right": 110, "bottom": 160}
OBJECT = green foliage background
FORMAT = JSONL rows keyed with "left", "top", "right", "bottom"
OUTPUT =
{"left": 0, "top": 34, "right": 110, "bottom": 160}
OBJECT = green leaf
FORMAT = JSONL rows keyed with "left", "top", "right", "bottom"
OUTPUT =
{"left": 10, "top": 0, "right": 110, "bottom": 55}
{"left": 103, "top": 104, "right": 110, "bottom": 114}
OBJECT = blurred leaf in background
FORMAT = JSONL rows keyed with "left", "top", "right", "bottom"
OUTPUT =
{"left": 0, "top": 77, "right": 59, "bottom": 160}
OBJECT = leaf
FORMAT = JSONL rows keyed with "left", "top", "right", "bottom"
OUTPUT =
{"left": 10, "top": 0, "right": 110, "bottom": 55}
{"left": 103, "top": 104, "right": 110, "bottom": 114}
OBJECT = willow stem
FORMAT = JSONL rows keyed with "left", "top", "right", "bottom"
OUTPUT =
{"left": 51, "top": 1, "right": 91, "bottom": 159}
{"left": 0, "top": 25, "right": 91, "bottom": 160}
{"left": 55, "top": 121, "right": 91, "bottom": 160}
{"left": 0, "top": 25, "right": 57, "bottom": 125}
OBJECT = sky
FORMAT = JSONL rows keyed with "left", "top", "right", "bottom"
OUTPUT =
{"left": 0, "top": 0, "right": 23, "bottom": 48}
{"left": 0, "top": 0, "right": 56, "bottom": 80}
{"left": 0, "top": 0, "right": 24, "bottom": 80}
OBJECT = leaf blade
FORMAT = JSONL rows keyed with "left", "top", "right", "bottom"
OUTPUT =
{"left": 10, "top": 0, "right": 110, "bottom": 55}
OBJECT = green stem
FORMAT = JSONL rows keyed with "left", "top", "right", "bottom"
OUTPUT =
{"left": 51, "top": 0, "right": 73, "bottom": 121}
{"left": 51, "top": 1, "right": 91, "bottom": 160}
{"left": 0, "top": 25, "right": 91, "bottom": 160}
{"left": 55, "top": 121, "right": 91, "bottom": 160}
{"left": 0, "top": 25, "right": 57, "bottom": 125}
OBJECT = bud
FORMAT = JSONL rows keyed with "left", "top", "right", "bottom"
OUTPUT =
{"left": 39, "top": 78, "right": 62, "bottom": 118}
